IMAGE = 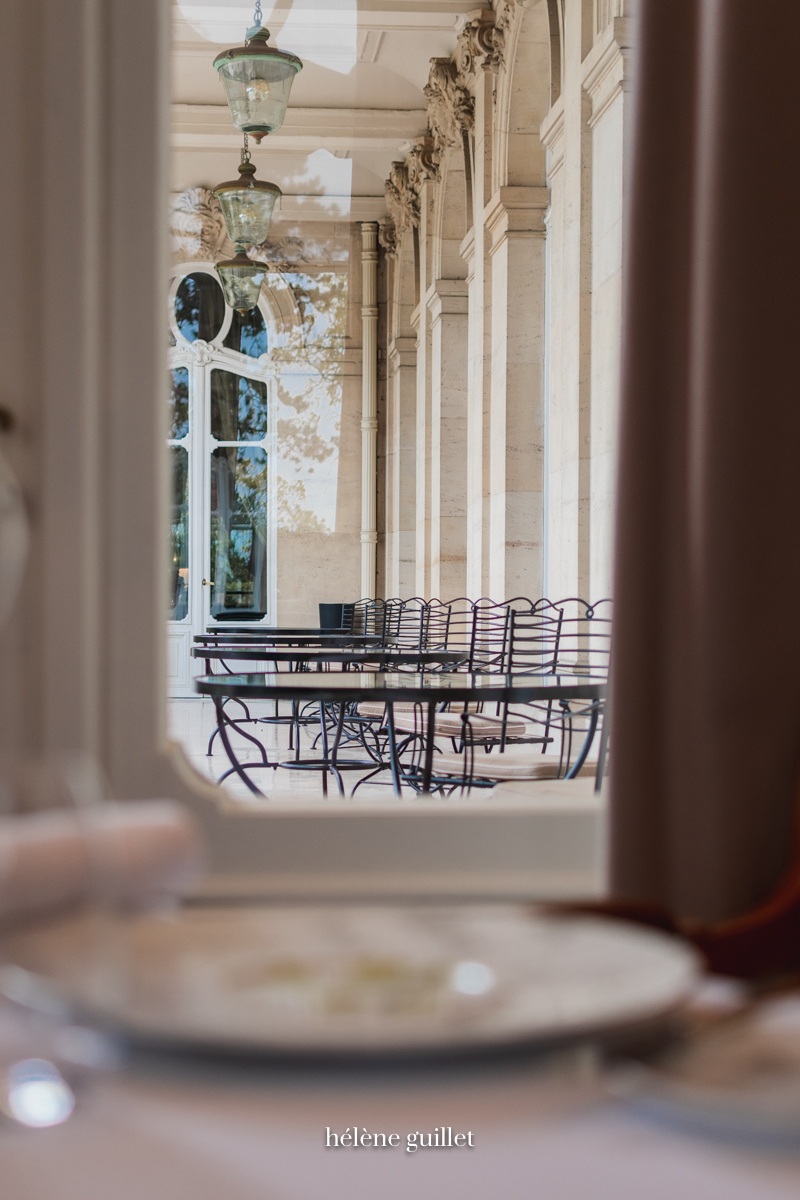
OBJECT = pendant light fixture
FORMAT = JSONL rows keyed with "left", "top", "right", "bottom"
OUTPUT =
{"left": 213, "top": 136, "right": 281, "bottom": 247}
{"left": 214, "top": 246, "right": 267, "bottom": 313}
{"left": 213, "top": 1, "right": 303, "bottom": 144}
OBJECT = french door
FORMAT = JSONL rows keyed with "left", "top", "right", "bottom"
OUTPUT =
{"left": 166, "top": 268, "right": 275, "bottom": 697}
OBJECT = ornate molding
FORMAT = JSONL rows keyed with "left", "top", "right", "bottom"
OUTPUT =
{"left": 187, "top": 338, "right": 214, "bottom": 366}
{"left": 424, "top": 58, "right": 474, "bottom": 154}
{"left": 454, "top": 11, "right": 499, "bottom": 78}
{"left": 170, "top": 187, "right": 227, "bottom": 264}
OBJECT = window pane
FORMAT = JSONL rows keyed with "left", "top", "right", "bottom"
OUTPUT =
{"left": 169, "top": 446, "right": 189, "bottom": 621}
{"left": 210, "top": 447, "right": 268, "bottom": 616}
{"left": 174, "top": 271, "right": 225, "bottom": 343}
{"left": 210, "top": 370, "right": 268, "bottom": 441}
{"left": 169, "top": 367, "right": 189, "bottom": 439}
{"left": 223, "top": 306, "right": 269, "bottom": 357}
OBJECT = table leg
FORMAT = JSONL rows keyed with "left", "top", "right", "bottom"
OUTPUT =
{"left": 386, "top": 702, "right": 402, "bottom": 796}
{"left": 213, "top": 696, "right": 265, "bottom": 796}
{"left": 329, "top": 702, "right": 346, "bottom": 797}
{"left": 565, "top": 701, "right": 600, "bottom": 779}
{"left": 318, "top": 701, "right": 328, "bottom": 796}
{"left": 422, "top": 700, "right": 436, "bottom": 793}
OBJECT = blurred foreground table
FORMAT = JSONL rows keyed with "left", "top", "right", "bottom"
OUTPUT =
{"left": 2, "top": 1001, "right": 800, "bottom": 1200}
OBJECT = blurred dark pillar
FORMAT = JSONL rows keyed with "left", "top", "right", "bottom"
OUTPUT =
{"left": 610, "top": 0, "right": 800, "bottom": 921}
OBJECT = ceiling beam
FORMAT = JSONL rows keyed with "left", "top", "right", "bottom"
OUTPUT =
{"left": 171, "top": 103, "right": 427, "bottom": 153}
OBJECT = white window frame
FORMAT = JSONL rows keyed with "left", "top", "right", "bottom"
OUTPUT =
{"left": 0, "top": 0, "right": 602, "bottom": 903}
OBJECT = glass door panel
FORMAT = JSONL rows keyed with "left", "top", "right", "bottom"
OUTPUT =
{"left": 168, "top": 445, "right": 189, "bottom": 620}
{"left": 210, "top": 446, "right": 268, "bottom": 617}
{"left": 169, "top": 367, "right": 189, "bottom": 438}
{"left": 210, "top": 369, "right": 268, "bottom": 441}
{"left": 168, "top": 365, "right": 190, "bottom": 622}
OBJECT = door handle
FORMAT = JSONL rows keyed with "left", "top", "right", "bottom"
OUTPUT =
{"left": 202, "top": 579, "right": 215, "bottom": 587}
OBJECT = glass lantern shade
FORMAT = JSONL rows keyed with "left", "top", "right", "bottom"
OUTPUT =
{"left": 213, "top": 28, "right": 302, "bottom": 142}
{"left": 213, "top": 162, "right": 280, "bottom": 247}
{"left": 215, "top": 247, "right": 267, "bottom": 313}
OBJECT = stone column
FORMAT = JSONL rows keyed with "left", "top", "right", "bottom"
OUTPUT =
{"left": 582, "top": 15, "right": 634, "bottom": 600}
{"left": 485, "top": 185, "right": 549, "bottom": 600}
{"left": 414, "top": 183, "right": 436, "bottom": 597}
{"left": 359, "top": 221, "right": 379, "bottom": 598}
{"left": 463, "top": 67, "right": 495, "bottom": 599}
{"left": 386, "top": 335, "right": 417, "bottom": 596}
{"left": 541, "top": 0, "right": 598, "bottom": 603}
{"left": 429, "top": 278, "right": 469, "bottom": 598}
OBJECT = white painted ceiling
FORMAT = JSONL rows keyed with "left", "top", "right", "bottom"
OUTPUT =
{"left": 172, "top": 0, "right": 488, "bottom": 218}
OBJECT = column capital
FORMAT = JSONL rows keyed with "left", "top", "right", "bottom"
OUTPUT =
{"left": 484, "top": 187, "right": 549, "bottom": 252}
{"left": 460, "top": 226, "right": 476, "bottom": 268}
{"left": 539, "top": 96, "right": 565, "bottom": 177}
{"left": 388, "top": 336, "right": 417, "bottom": 372}
{"left": 582, "top": 17, "right": 635, "bottom": 128}
{"left": 426, "top": 278, "right": 469, "bottom": 323}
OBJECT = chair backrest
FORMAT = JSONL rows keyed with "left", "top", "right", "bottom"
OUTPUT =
{"left": 350, "top": 597, "right": 387, "bottom": 638}
{"left": 549, "top": 596, "right": 613, "bottom": 678}
{"left": 389, "top": 597, "right": 427, "bottom": 649}
{"left": 507, "top": 601, "right": 564, "bottom": 674}
{"left": 468, "top": 598, "right": 512, "bottom": 672}
{"left": 422, "top": 598, "right": 453, "bottom": 650}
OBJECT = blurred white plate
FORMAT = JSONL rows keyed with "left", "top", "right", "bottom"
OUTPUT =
{"left": 0, "top": 905, "right": 698, "bottom": 1056}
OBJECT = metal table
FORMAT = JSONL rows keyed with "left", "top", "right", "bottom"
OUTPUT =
{"left": 195, "top": 633, "right": 383, "bottom": 647}
{"left": 191, "top": 650, "right": 469, "bottom": 788}
{"left": 190, "top": 646, "right": 468, "bottom": 669}
{"left": 195, "top": 671, "right": 606, "bottom": 797}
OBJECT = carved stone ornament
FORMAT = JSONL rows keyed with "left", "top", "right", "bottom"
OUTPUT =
{"left": 454, "top": 13, "right": 498, "bottom": 78}
{"left": 378, "top": 221, "right": 398, "bottom": 257}
{"left": 492, "top": 0, "right": 530, "bottom": 75}
{"left": 405, "top": 136, "right": 440, "bottom": 190}
{"left": 170, "top": 187, "right": 227, "bottom": 264}
{"left": 188, "top": 338, "right": 214, "bottom": 366}
{"left": 424, "top": 58, "right": 475, "bottom": 153}
{"left": 385, "top": 161, "right": 420, "bottom": 232}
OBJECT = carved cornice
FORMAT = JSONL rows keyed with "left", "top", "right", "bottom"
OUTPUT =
{"left": 170, "top": 187, "right": 227, "bottom": 263}
{"left": 424, "top": 58, "right": 474, "bottom": 154}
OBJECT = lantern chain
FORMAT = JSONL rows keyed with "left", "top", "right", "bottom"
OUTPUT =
{"left": 253, "top": 1, "right": 262, "bottom": 28}
{"left": 242, "top": 132, "right": 251, "bottom": 164}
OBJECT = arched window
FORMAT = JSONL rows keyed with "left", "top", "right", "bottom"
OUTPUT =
{"left": 167, "top": 266, "right": 275, "bottom": 695}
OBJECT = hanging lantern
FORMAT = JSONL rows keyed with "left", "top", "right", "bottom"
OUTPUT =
{"left": 213, "top": 148, "right": 281, "bottom": 246}
{"left": 213, "top": 15, "right": 302, "bottom": 144}
{"left": 215, "top": 246, "right": 267, "bottom": 313}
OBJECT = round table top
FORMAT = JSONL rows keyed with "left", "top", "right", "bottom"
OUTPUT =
{"left": 190, "top": 647, "right": 469, "bottom": 665}
{"left": 205, "top": 626, "right": 345, "bottom": 634}
{"left": 194, "top": 633, "right": 383, "bottom": 646}
{"left": 194, "top": 671, "right": 607, "bottom": 704}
